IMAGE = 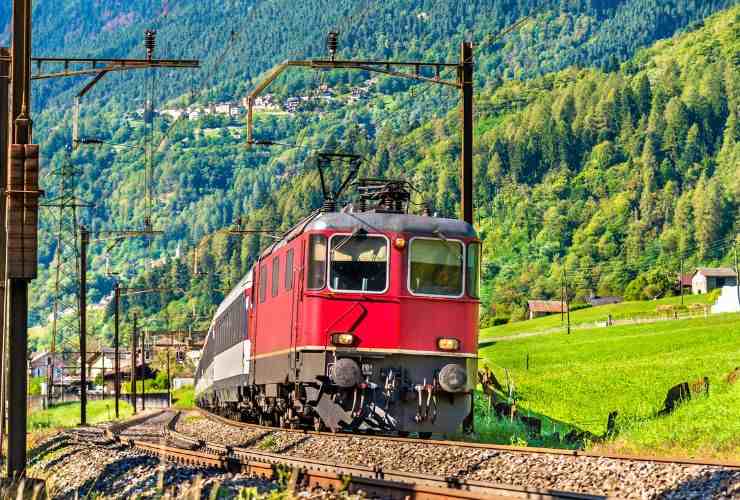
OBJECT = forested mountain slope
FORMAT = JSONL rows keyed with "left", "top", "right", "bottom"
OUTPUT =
{"left": 1, "top": 0, "right": 735, "bottom": 108}
{"left": 14, "top": 1, "right": 738, "bottom": 347}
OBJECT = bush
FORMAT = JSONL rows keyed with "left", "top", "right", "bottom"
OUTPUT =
{"left": 29, "top": 376, "right": 44, "bottom": 396}
{"left": 625, "top": 267, "right": 675, "bottom": 301}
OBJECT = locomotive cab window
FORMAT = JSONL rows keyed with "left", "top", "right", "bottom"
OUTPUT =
{"left": 307, "top": 235, "right": 327, "bottom": 290}
{"left": 408, "top": 238, "right": 464, "bottom": 297}
{"left": 467, "top": 242, "right": 481, "bottom": 299}
{"left": 329, "top": 234, "right": 388, "bottom": 293}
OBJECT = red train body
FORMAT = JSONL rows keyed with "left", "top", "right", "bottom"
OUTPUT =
{"left": 196, "top": 208, "right": 480, "bottom": 435}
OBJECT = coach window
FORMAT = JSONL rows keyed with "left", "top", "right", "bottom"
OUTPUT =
{"left": 408, "top": 238, "right": 464, "bottom": 297}
{"left": 272, "top": 257, "right": 280, "bottom": 298}
{"left": 307, "top": 235, "right": 327, "bottom": 290}
{"left": 285, "top": 249, "right": 294, "bottom": 290}
{"left": 259, "top": 264, "right": 268, "bottom": 303}
{"left": 467, "top": 242, "right": 481, "bottom": 299}
{"left": 329, "top": 234, "right": 388, "bottom": 293}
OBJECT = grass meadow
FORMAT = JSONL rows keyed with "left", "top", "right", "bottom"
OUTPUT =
{"left": 477, "top": 312, "right": 740, "bottom": 459}
{"left": 28, "top": 399, "right": 134, "bottom": 431}
{"left": 172, "top": 385, "right": 195, "bottom": 409}
{"left": 480, "top": 293, "right": 718, "bottom": 339}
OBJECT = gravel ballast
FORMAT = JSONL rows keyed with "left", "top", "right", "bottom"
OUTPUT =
{"left": 175, "top": 412, "right": 740, "bottom": 499}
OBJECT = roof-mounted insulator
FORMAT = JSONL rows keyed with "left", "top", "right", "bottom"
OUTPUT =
{"left": 145, "top": 30, "right": 157, "bottom": 60}
{"left": 321, "top": 199, "right": 338, "bottom": 213}
{"left": 326, "top": 31, "right": 339, "bottom": 61}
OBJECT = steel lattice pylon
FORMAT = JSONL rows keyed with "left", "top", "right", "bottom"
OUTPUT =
{"left": 42, "top": 148, "right": 90, "bottom": 398}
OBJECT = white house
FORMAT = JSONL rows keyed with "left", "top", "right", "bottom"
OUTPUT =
{"left": 692, "top": 267, "right": 738, "bottom": 294}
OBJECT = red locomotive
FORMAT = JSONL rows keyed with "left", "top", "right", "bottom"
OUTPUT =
{"left": 195, "top": 162, "right": 480, "bottom": 436}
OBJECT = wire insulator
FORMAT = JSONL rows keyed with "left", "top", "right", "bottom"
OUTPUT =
{"left": 145, "top": 30, "right": 157, "bottom": 60}
{"left": 326, "top": 31, "right": 339, "bottom": 60}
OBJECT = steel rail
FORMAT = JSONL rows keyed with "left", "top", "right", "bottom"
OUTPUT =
{"left": 166, "top": 413, "right": 597, "bottom": 500}
{"left": 106, "top": 411, "right": 599, "bottom": 499}
{"left": 195, "top": 408, "right": 740, "bottom": 470}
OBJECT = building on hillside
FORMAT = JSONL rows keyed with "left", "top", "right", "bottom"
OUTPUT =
{"left": 161, "top": 108, "right": 185, "bottom": 120}
{"left": 527, "top": 300, "right": 567, "bottom": 320}
{"left": 677, "top": 274, "right": 693, "bottom": 294}
{"left": 29, "top": 351, "right": 65, "bottom": 378}
{"left": 691, "top": 267, "right": 738, "bottom": 294}
{"left": 587, "top": 295, "right": 623, "bottom": 307}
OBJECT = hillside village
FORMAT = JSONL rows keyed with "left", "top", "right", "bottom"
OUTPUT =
{"left": 129, "top": 79, "right": 376, "bottom": 123}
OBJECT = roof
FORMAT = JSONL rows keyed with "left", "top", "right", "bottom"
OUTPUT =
{"left": 588, "top": 296, "right": 623, "bottom": 306}
{"left": 260, "top": 210, "right": 477, "bottom": 260}
{"left": 678, "top": 274, "right": 693, "bottom": 287}
{"left": 306, "top": 212, "right": 477, "bottom": 239}
{"left": 694, "top": 267, "right": 738, "bottom": 278}
{"left": 30, "top": 351, "right": 49, "bottom": 364}
{"left": 527, "top": 300, "right": 567, "bottom": 313}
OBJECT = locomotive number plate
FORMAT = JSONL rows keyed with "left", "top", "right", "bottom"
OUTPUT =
{"left": 361, "top": 363, "right": 373, "bottom": 376}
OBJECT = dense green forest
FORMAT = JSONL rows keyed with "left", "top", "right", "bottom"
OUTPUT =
{"left": 5, "top": 1, "right": 736, "bottom": 350}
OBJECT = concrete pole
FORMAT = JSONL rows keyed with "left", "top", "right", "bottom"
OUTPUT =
{"left": 7, "top": 0, "right": 33, "bottom": 478}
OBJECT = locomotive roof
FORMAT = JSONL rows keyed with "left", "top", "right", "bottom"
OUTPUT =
{"left": 306, "top": 212, "right": 478, "bottom": 239}
{"left": 259, "top": 211, "right": 477, "bottom": 259}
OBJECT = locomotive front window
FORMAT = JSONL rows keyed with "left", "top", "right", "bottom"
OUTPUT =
{"left": 329, "top": 235, "right": 388, "bottom": 293}
{"left": 409, "top": 238, "right": 464, "bottom": 297}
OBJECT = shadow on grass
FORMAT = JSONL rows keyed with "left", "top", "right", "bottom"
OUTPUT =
{"left": 462, "top": 392, "right": 601, "bottom": 449}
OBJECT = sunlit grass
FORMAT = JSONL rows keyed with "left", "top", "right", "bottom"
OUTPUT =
{"left": 481, "top": 294, "right": 717, "bottom": 339}
{"left": 28, "top": 399, "right": 134, "bottom": 431}
{"left": 172, "top": 386, "right": 195, "bottom": 409}
{"left": 478, "top": 313, "right": 740, "bottom": 459}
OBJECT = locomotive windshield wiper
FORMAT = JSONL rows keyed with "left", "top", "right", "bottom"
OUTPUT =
{"left": 331, "top": 226, "right": 368, "bottom": 255}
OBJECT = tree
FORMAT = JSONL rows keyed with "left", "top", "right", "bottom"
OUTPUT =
{"left": 692, "top": 175, "right": 724, "bottom": 259}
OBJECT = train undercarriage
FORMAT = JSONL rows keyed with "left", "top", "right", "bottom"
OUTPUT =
{"left": 198, "top": 352, "right": 476, "bottom": 436}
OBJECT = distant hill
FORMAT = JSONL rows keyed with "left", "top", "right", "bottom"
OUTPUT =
{"left": 1, "top": 0, "right": 735, "bottom": 108}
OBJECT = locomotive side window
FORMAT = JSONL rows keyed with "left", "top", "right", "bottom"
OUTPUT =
{"left": 408, "top": 238, "right": 464, "bottom": 297}
{"left": 307, "top": 235, "right": 327, "bottom": 290}
{"left": 259, "top": 264, "right": 268, "bottom": 303}
{"left": 285, "top": 249, "right": 294, "bottom": 290}
{"left": 272, "top": 257, "right": 280, "bottom": 298}
{"left": 467, "top": 242, "right": 481, "bottom": 298}
{"left": 329, "top": 235, "right": 388, "bottom": 293}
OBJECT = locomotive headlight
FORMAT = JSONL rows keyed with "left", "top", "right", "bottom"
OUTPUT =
{"left": 332, "top": 333, "right": 356, "bottom": 346}
{"left": 437, "top": 337, "right": 460, "bottom": 351}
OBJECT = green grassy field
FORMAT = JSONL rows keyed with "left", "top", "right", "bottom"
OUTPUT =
{"left": 28, "top": 399, "right": 134, "bottom": 431}
{"left": 477, "top": 312, "right": 740, "bottom": 459}
{"left": 481, "top": 293, "right": 717, "bottom": 339}
{"left": 172, "top": 386, "right": 195, "bottom": 409}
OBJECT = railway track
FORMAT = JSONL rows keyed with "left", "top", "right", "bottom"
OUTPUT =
{"left": 107, "top": 411, "right": 601, "bottom": 499}
{"left": 195, "top": 407, "right": 740, "bottom": 470}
